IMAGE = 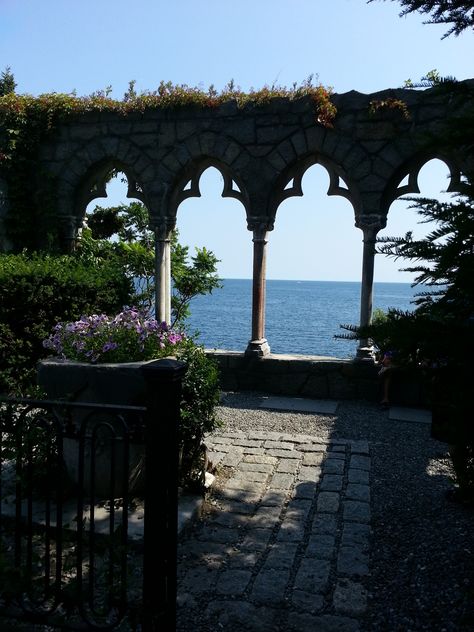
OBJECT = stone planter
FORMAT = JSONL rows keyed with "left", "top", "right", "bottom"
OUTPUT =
{"left": 37, "top": 358, "right": 158, "bottom": 498}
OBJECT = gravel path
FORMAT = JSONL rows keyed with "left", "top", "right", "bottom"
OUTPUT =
{"left": 199, "top": 391, "right": 474, "bottom": 632}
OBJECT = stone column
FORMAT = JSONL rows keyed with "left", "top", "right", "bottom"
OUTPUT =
{"left": 59, "top": 214, "right": 81, "bottom": 253}
{"left": 154, "top": 219, "right": 173, "bottom": 324}
{"left": 245, "top": 222, "right": 271, "bottom": 357}
{"left": 356, "top": 215, "right": 385, "bottom": 360}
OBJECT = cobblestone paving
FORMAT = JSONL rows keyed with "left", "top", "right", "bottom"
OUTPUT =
{"left": 177, "top": 431, "right": 371, "bottom": 631}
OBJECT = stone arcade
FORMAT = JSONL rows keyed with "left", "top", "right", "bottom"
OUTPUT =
{"left": 1, "top": 81, "right": 472, "bottom": 360}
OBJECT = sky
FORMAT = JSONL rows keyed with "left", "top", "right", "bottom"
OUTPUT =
{"left": 1, "top": 0, "right": 472, "bottom": 282}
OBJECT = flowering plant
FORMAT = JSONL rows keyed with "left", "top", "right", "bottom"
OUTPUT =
{"left": 43, "top": 308, "right": 185, "bottom": 363}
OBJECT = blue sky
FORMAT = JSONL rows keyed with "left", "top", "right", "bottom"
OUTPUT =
{"left": 1, "top": 0, "right": 472, "bottom": 282}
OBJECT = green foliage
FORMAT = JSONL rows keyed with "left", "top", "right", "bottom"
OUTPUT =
{"left": 340, "top": 179, "right": 474, "bottom": 498}
{"left": 84, "top": 201, "right": 222, "bottom": 326}
{"left": 177, "top": 338, "right": 221, "bottom": 445}
{"left": 369, "top": 0, "right": 474, "bottom": 37}
{"left": 171, "top": 234, "right": 221, "bottom": 327}
{"left": 0, "top": 67, "right": 16, "bottom": 96}
{"left": 175, "top": 337, "right": 222, "bottom": 489}
{"left": 0, "top": 252, "right": 133, "bottom": 394}
{"left": 369, "top": 97, "right": 411, "bottom": 119}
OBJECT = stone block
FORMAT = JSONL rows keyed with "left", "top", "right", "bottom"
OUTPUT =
{"left": 342, "top": 523, "right": 371, "bottom": 550}
{"left": 250, "top": 506, "right": 282, "bottom": 528}
{"left": 303, "top": 453, "right": 325, "bottom": 467}
{"left": 293, "top": 481, "right": 318, "bottom": 500}
{"left": 266, "top": 151, "right": 287, "bottom": 171}
{"left": 305, "top": 534, "right": 336, "bottom": 560}
{"left": 321, "top": 474, "right": 343, "bottom": 491}
{"left": 337, "top": 546, "right": 369, "bottom": 576}
{"left": 350, "top": 455, "right": 371, "bottom": 471}
{"left": 343, "top": 500, "right": 371, "bottom": 523}
{"left": 269, "top": 472, "right": 295, "bottom": 490}
{"left": 292, "top": 589, "right": 325, "bottom": 614}
{"left": 251, "top": 568, "right": 291, "bottom": 605}
{"left": 294, "top": 558, "right": 330, "bottom": 593}
{"left": 264, "top": 542, "right": 299, "bottom": 569}
{"left": 298, "top": 466, "right": 322, "bottom": 482}
{"left": 277, "top": 459, "right": 300, "bottom": 474}
{"left": 305, "top": 125, "right": 326, "bottom": 150}
{"left": 291, "top": 131, "right": 308, "bottom": 156}
{"left": 312, "top": 513, "right": 338, "bottom": 535}
{"left": 216, "top": 570, "right": 252, "bottom": 595}
{"left": 345, "top": 484, "right": 370, "bottom": 503}
{"left": 348, "top": 468, "right": 369, "bottom": 485}
{"left": 180, "top": 567, "right": 217, "bottom": 593}
{"left": 317, "top": 491, "right": 340, "bottom": 513}
{"left": 323, "top": 459, "right": 345, "bottom": 475}
{"left": 277, "top": 138, "right": 297, "bottom": 163}
{"left": 333, "top": 579, "right": 367, "bottom": 615}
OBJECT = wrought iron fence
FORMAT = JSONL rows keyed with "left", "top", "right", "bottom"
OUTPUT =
{"left": 0, "top": 358, "right": 186, "bottom": 631}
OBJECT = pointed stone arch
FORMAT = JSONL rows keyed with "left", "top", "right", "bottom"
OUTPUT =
{"left": 269, "top": 153, "right": 362, "bottom": 223}
{"left": 167, "top": 156, "right": 250, "bottom": 220}
{"left": 52, "top": 137, "right": 156, "bottom": 234}
{"left": 381, "top": 150, "right": 465, "bottom": 215}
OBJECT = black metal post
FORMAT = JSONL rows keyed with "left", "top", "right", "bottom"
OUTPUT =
{"left": 141, "top": 358, "right": 186, "bottom": 632}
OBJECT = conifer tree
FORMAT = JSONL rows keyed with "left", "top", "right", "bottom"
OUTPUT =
{"left": 0, "top": 66, "right": 16, "bottom": 96}
{"left": 369, "top": 0, "right": 474, "bottom": 37}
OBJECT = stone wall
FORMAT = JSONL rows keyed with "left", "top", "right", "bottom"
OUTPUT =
{"left": 208, "top": 351, "right": 430, "bottom": 406}
{"left": 1, "top": 80, "right": 472, "bottom": 250}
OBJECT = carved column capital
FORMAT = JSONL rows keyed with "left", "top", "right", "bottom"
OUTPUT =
{"left": 59, "top": 214, "right": 82, "bottom": 252}
{"left": 247, "top": 217, "right": 274, "bottom": 242}
{"left": 355, "top": 214, "right": 386, "bottom": 239}
{"left": 151, "top": 216, "right": 176, "bottom": 241}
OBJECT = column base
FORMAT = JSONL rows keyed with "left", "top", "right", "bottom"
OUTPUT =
{"left": 245, "top": 339, "right": 271, "bottom": 357}
{"left": 355, "top": 346, "right": 376, "bottom": 362}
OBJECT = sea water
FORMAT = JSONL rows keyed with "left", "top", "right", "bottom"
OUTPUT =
{"left": 186, "top": 279, "right": 417, "bottom": 358}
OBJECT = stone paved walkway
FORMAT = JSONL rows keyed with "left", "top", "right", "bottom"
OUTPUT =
{"left": 177, "top": 430, "right": 371, "bottom": 631}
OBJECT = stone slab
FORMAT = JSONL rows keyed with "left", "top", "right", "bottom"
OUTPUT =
{"left": 389, "top": 406, "right": 432, "bottom": 424}
{"left": 259, "top": 396, "right": 339, "bottom": 414}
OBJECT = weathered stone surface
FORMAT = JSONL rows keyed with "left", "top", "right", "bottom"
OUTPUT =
{"left": 345, "top": 483, "right": 370, "bottom": 502}
{"left": 317, "top": 491, "right": 340, "bottom": 513}
{"left": 343, "top": 500, "right": 371, "bottom": 523}
{"left": 333, "top": 579, "right": 368, "bottom": 615}
{"left": 337, "top": 546, "right": 369, "bottom": 576}
{"left": 251, "top": 568, "right": 291, "bottom": 605}
{"left": 321, "top": 474, "right": 344, "bottom": 491}
{"left": 216, "top": 569, "right": 252, "bottom": 595}
{"left": 295, "top": 558, "right": 331, "bottom": 592}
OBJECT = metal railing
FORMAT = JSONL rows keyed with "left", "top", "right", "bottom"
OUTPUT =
{"left": 0, "top": 358, "right": 186, "bottom": 631}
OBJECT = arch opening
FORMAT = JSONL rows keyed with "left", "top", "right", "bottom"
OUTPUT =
{"left": 268, "top": 163, "right": 359, "bottom": 357}
{"left": 175, "top": 166, "right": 250, "bottom": 350}
{"left": 378, "top": 158, "right": 454, "bottom": 284}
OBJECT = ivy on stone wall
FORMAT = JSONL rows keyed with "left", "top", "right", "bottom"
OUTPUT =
{"left": 0, "top": 79, "right": 336, "bottom": 250}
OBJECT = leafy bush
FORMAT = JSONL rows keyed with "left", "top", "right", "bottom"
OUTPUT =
{"left": 0, "top": 252, "right": 133, "bottom": 393}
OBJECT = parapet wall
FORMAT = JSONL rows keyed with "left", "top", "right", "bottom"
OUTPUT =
{"left": 207, "top": 351, "right": 429, "bottom": 406}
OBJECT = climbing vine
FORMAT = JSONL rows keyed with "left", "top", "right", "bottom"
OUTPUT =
{"left": 0, "top": 78, "right": 336, "bottom": 249}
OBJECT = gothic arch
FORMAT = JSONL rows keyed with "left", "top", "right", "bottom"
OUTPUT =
{"left": 53, "top": 137, "right": 155, "bottom": 226}
{"left": 168, "top": 157, "right": 249, "bottom": 220}
{"left": 269, "top": 153, "right": 362, "bottom": 223}
{"left": 381, "top": 150, "right": 465, "bottom": 215}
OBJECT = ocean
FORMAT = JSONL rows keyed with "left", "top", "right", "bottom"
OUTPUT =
{"left": 186, "top": 279, "right": 418, "bottom": 358}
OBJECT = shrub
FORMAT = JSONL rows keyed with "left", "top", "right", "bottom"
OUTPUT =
{"left": 0, "top": 252, "right": 133, "bottom": 394}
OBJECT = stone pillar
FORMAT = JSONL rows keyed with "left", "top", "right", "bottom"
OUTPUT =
{"left": 356, "top": 215, "right": 385, "bottom": 360}
{"left": 154, "top": 219, "right": 173, "bottom": 324}
{"left": 245, "top": 222, "right": 271, "bottom": 357}
{"left": 59, "top": 214, "right": 81, "bottom": 253}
